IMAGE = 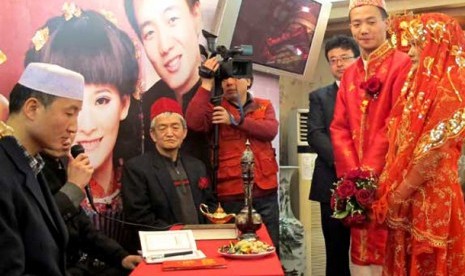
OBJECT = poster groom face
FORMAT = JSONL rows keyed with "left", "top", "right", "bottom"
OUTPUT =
{"left": 132, "top": 0, "right": 202, "bottom": 93}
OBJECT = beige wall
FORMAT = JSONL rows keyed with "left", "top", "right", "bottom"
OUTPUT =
{"left": 278, "top": 41, "right": 333, "bottom": 165}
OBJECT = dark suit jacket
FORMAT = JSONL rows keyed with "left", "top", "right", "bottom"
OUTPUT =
{"left": 307, "top": 83, "right": 339, "bottom": 203}
{"left": 41, "top": 154, "right": 129, "bottom": 270}
{"left": 0, "top": 136, "right": 68, "bottom": 275}
{"left": 121, "top": 150, "right": 216, "bottom": 230}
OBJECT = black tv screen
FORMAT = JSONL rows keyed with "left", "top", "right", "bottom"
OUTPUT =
{"left": 230, "top": 0, "right": 324, "bottom": 76}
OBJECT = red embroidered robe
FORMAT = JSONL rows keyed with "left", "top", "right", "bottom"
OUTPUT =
{"left": 330, "top": 41, "right": 411, "bottom": 265}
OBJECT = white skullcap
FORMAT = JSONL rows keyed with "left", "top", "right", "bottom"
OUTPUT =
{"left": 18, "top": 63, "right": 84, "bottom": 101}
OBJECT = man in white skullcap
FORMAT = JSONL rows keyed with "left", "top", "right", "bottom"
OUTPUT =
{"left": 0, "top": 62, "right": 84, "bottom": 275}
{"left": 329, "top": 1, "right": 411, "bottom": 276}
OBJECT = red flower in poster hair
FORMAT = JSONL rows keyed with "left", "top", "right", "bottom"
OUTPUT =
{"left": 198, "top": 177, "right": 210, "bottom": 190}
{"left": 360, "top": 76, "right": 382, "bottom": 99}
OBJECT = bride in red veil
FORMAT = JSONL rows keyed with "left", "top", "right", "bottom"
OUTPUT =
{"left": 373, "top": 13, "right": 465, "bottom": 275}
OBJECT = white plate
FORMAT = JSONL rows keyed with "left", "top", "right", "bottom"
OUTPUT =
{"left": 217, "top": 247, "right": 276, "bottom": 259}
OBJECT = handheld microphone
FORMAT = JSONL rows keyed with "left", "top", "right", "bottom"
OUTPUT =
{"left": 70, "top": 144, "right": 96, "bottom": 212}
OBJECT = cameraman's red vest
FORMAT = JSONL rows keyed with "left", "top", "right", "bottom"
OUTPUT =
{"left": 216, "top": 98, "right": 278, "bottom": 198}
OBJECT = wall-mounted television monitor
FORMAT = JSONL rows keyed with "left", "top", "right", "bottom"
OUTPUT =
{"left": 214, "top": 0, "right": 332, "bottom": 80}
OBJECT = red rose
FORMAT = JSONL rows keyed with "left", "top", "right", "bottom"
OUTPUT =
{"left": 343, "top": 212, "right": 367, "bottom": 227}
{"left": 330, "top": 194, "right": 337, "bottom": 210}
{"left": 355, "top": 188, "right": 374, "bottom": 207}
{"left": 360, "top": 77, "right": 382, "bottom": 98}
{"left": 358, "top": 170, "right": 373, "bottom": 180}
{"left": 198, "top": 177, "right": 209, "bottom": 190}
{"left": 336, "top": 180, "right": 356, "bottom": 198}
{"left": 346, "top": 169, "right": 362, "bottom": 180}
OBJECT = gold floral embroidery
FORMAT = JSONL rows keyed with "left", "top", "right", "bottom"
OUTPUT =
{"left": 425, "top": 19, "right": 447, "bottom": 43}
{"left": 0, "top": 122, "right": 14, "bottom": 138}
{"left": 62, "top": 2, "right": 82, "bottom": 21}
{"left": 31, "top": 27, "right": 49, "bottom": 51}
{"left": 360, "top": 98, "right": 369, "bottom": 113}
{"left": 100, "top": 9, "right": 118, "bottom": 26}
{"left": 423, "top": 56, "right": 434, "bottom": 76}
{"left": 451, "top": 45, "right": 465, "bottom": 68}
{"left": 348, "top": 83, "right": 356, "bottom": 93}
{"left": 413, "top": 150, "right": 446, "bottom": 181}
{"left": 447, "top": 66, "right": 462, "bottom": 102}
{"left": 0, "top": 49, "right": 6, "bottom": 64}
{"left": 414, "top": 108, "right": 465, "bottom": 158}
{"left": 407, "top": 17, "right": 425, "bottom": 45}
{"left": 366, "top": 41, "right": 393, "bottom": 78}
{"left": 388, "top": 12, "right": 418, "bottom": 51}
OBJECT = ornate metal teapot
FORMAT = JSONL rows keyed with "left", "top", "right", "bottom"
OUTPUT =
{"left": 199, "top": 203, "right": 235, "bottom": 224}
{"left": 235, "top": 140, "right": 262, "bottom": 240}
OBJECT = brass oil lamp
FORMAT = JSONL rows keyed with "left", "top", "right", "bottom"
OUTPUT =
{"left": 199, "top": 202, "right": 235, "bottom": 224}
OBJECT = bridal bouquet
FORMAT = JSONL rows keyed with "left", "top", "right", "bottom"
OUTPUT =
{"left": 330, "top": 169, "right": 377, "bottom": 227}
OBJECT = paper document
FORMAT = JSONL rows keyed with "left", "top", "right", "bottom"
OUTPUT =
{"left": 139, "top": 230, "right": 205, "bottom": 263}
{"left": 183, "top": 224, "right": 238, "bottom": 240}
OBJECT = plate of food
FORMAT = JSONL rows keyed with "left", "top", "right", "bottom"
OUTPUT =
{"left": 218, "top": 240, "right": 275, "bottom": 259}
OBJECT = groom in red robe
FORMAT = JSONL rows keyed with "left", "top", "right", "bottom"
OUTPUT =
{"left": 330, "top": 0, "right": 411, "bottom": 275}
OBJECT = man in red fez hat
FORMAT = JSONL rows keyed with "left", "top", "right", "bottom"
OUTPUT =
{"left": 121, "top": 97, "right": 216, "bottom": 247}
{"left": 330, "top": 0, "right": 412, "bottom": 275}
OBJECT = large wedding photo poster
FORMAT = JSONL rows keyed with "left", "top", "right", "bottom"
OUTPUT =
{"left": 0, "top": 0, "right": 221, "bottom": 243}
{"left": 0, "top": 0, "right": 220, "bottom": 94}
{"left": 0, "top": 1, "right": 280, "bottom": 232}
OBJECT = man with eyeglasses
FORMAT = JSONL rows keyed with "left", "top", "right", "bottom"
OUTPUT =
{"left": 307, "top": 35, "right": 359, "bottom": 276}
{"left": 329, "top": 0, "right": 411, "bottom": 275}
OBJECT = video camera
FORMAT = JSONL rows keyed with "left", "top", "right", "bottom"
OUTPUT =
{"left": 202, "top": 30, "right": 253, "bottom": 80}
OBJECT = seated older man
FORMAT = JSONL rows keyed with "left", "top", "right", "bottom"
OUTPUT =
{"left": 121, "top": 97, "right": 216, "bottom": 251}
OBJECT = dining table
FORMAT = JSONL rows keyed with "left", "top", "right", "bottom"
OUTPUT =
{"left": 130, "top": 224, "right": 284, "bottom": 276}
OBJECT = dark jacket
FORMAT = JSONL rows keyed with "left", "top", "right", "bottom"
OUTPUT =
{"left": 121, "top": 149, "right": 216, "bottom": 230}
{"left": 0, "top": 136, "right": 68, "bottom": 275}
{"left": 41, "top": 154, "right": 129, "bottom": 271}
{"left": 307, "top": 83, "right": 339, "bottom": 203}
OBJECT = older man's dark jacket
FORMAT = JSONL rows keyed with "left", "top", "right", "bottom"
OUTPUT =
{"left": 122, "top": 149, "right": 216, "bottom": 229}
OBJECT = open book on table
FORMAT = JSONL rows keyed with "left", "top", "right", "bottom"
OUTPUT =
{"left": 139, "top": 230, "right": 205, "bottom": 263}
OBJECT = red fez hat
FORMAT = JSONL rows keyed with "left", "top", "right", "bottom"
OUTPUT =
{"left": 150, "top": 97, "right": 183, "bottom": 121}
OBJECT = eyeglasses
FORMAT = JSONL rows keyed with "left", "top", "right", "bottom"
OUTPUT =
{"left": 328, "top": 56, "right": 355, "bottom": 65}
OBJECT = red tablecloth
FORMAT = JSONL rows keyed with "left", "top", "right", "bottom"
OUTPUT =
{"left": 130, "top": 225, "right": 284, "bottom": 276}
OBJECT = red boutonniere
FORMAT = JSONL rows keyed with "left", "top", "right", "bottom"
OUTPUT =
{"left": 198, "top": 177, "right": 210, "bottom": 190}
{"left": 360, "top": 76, "right": 382, "bottom": 99}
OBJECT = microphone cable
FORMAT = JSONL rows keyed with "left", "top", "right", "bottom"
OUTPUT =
{"left": 85, "top": 199, "right": 183, "bottom": 231}
{"left": 71, "top": 144, "right": 182, "bottom": 231}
